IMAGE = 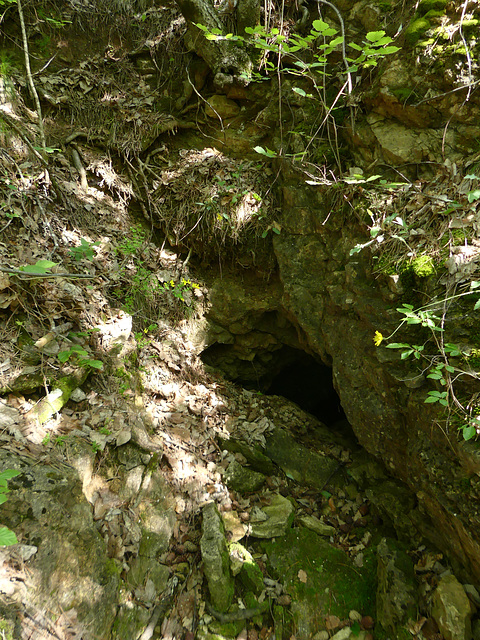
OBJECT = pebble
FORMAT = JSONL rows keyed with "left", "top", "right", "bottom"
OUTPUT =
{"left": 361, "top": 615, "right": 374, "bottom": 629}
{"left": 312, "top": 632, "right": 329, "bottom": 640}
{"left": 349, "top": 610, "right": 362, "bottom": 622}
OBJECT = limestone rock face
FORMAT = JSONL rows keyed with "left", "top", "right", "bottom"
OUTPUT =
{"left": 376, "top": 538, "right": 417, "bottom": 637}
{"left": 432, "top": 574, "right": 472, "bottom": 640}
{"left": 0, "top": 453, "right": 119, "bottom": 640}
{"left": 203, "top": 175, "right": 480, "bottom": 582}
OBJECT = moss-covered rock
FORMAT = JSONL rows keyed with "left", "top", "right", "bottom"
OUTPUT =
{"left": 201, "top": 502, "right": 235, "bottom": 612}
{"left": 229, "top": 542, "right": 264, "bottom": 594}
{"left": 412, "top": 255, "right": 435, "bottom": 277}
{"left": 404, "top": 18, "right": 431, "bottom": 46}
{"left": 223, "top": 460, "right": 266, "bottom": 493}
{"left": 417, "top": 0, "right": 447, "bottom": 15}
{"left": 262, "top": 527, "right": 377, "bottom": 640}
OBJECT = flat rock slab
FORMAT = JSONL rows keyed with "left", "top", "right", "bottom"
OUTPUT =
{"left": 201, "top": 502, "right": 234, "bottom": 612}
{"left": 264, "top": 428, "right": 339, "bottom": 490}
{"left": 262, "top": 527, "right": 376, "bottom": 640}
{"left": 248, "top": 493, "right": 295, "bottom": 538}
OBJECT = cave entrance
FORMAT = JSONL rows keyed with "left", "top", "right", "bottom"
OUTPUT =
{"left": 201, "top": 343, "right": 346, "bottom": 427}
{"left": 264, "top": 349, "right": 346, "bottom": 427}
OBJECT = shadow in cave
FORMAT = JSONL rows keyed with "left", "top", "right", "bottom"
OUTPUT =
{"left": 265, "top": 351, "right": 346, "bottom": 427}
{"left": 202, "top": 342, "right": 351, "bottom": 431}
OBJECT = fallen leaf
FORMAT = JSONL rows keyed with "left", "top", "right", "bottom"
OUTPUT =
{"left": 325, "top": 614, "right": 341, "bottom": 630}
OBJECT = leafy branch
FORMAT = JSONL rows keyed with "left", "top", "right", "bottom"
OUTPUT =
{"left": 374, "top": 283, "right": 480, "bottom": 440}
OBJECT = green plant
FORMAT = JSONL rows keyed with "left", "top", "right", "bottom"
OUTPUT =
{"left": 196, "top": 22, "right": 399, "bottom": 159}
{"left": 116, "top": 224, "right": 147, "bottom": 257}
{"left": 19, "top": 259, "right": 57, "bottom": 274}
{"left": 135, "top": 323, "right": 158, "bottom": 349}
{"left": 374, "top": 284, "right": 480, "bottom": 440}
{"left": 261, "top": 222, "right": 282, "bottom": 238}
{"left": 114, "top": 367, "right": 132, "bottom": 395}
{"left": 0, "top": 469, "right": 20, "bottom": 546}
{"left": 58, "top": 345, "right": 103, "bottom": 370}
{"left": 69, "top": 238, "right": 100, "bottom": 262}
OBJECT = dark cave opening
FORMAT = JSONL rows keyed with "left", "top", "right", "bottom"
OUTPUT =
{"left": 264, "top": 351, "right": 346, "bottom": 427}
{"left": 201, "top": 343, "right": 346, "bottom": 427}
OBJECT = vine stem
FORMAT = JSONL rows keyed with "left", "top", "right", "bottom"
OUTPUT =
{"left": 315, "top": 0, "right": 352, "bottom": 94}
{"left": 17, "top": 0, "right": 47, "bottom": 158}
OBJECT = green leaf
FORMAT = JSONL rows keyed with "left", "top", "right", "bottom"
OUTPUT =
{"left": 366, "top": 30, "right": 388, "bottom": 42}
{"left": 468, "top": 190, "right": 480, "bottom": 202}
{"left": 349, "top": 239, "right": 374, "bottom": 255}
{"left": 36, "top": 259, "right": 57, "bottom": 269}
{"left": 292, "top": 87, "right": 308, "bottom": 97}
{"left": 474, "top": 299, "right": 480, "bottom": 311}
{"left": 370, "top": 37, "right": 392, "bottom": 47}
{"left": 21, "top": 266, "right": 40, "bottom": 274}
{"left": 465, "top": 173, "right": 479, "bottom": 180}
{"left": 463, "top": 425, "right": 476, "bottom": 441}
{"left": 85, "top": 360, "right": 103, "bottom": 369}
{"left": 382, "top": 45, "right": 400, "bottom": 54}
{"left": 312, "top": 19, "right": 330, "bottom": 33}
{"left": 444, "top": 343, "right": 462, "bottom": 356}
{"left": 0, "top": 527, "right": 17, "bottom": 546}
{"left": 351, "top": 621, "right": 362, "bottom": 636}
{"left": 0, "top": 470, "right": 20, "bottom": 482}
{"left": 386, "top": 342, "right": 411, "bottom": 349}
{"left": 253, "top": 146, "right": 277, "bottom": 158}
{"left": 470, "top": 281, "right": 480, "bottom": 289}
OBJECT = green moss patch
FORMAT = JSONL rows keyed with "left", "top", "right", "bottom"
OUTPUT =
{"left": 262, "top": 527, "right": 376, "bottom": 637}
{"left": 411, "top": 255, "right": 435, "bottom": 277}
{"left": 417, "top": 0, "right": 447, "bottom": 15}
{"left": 405, "top": 18, "right": 431, "bottom": 46}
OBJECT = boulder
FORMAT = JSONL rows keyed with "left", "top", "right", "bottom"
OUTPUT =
{"left": 200, "top": 502, "right": 234, "bottom": 612}
{"left": 248, "top": 493, "right": 294, "bottom": 538}
{"left": 432, "top": 574, "right": 472, "bottom": 640}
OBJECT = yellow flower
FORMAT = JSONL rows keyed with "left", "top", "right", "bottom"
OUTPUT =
{"left": 373, "top": 331, "right": 384, "bottom": 347}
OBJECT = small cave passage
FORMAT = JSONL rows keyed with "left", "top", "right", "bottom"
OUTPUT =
{"left": 265, "top": 351, "right": 346, "bottom": 427}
